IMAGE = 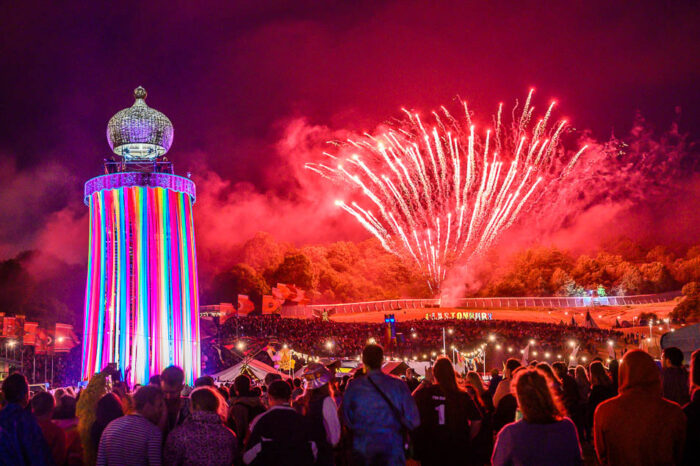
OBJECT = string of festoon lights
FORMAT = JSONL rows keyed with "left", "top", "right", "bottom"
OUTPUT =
{"left": 272, "top": 332, "right": 624, "bottom": 370}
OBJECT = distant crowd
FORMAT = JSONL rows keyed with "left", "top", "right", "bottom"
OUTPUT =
{"left": 1, "top": 343, "right": 698, "bottom": 465}
{"left": 211, "top": 315, "right": 627, "bottom": 370}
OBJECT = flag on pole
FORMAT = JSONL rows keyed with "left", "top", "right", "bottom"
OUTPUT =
{"left": 262, "top": 295, "right": 283, "bottom": 315}
{"left": 215, "top": 302, "right": 236, "bottom": 325}
{"left": 521, "top": 343, "right": 530, "bottom": 366}
{"left": 2, "top": 316, "right": 17, "bottom": 338}
{"left": 237, "top": 295, "right": 255, "bottom": 316}
{"left": 54, "top": 323, "right": 79, "bottom": 352}
{"left": 23, "top": 321, "right": 39, "bottom": 346}
{"left": 568, "top": 344, "right": 580, "bottom": 368}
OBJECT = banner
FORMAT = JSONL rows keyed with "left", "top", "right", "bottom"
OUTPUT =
{"left": 262, "top": 295, "right": 283, "bottom": 315}
{"left": 35, "top": 327, "right": 52, "bottom": 354}
{"left": 23, "top": 321, "right": 39, "bottom": 346}
{"left": 237, "top": 295, "right": 255, "bottom": 316}
{"left": 273, "top": 283, "right": 310, "bottom": 305}
{"left": 219, "top": 302, "right": 237, "bottom": 325}
{"left": 272, "top": 284, "right": 291, "bottom": 301}
{"left": 14, "top": 315, "right": 26, "bottom": 342}
{"left": 2, "top": 316, "right": 17, "bottom": 338}
{"left": 54, "top": 323, "right": 79, "bottom": 352}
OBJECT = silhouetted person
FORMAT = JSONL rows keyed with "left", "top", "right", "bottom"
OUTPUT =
{"left": 683, "top": 349, "right": 700, "bottom": 465}
{"left": 594, "top": 350, "right": 686, "bottom": 466}
{"left": 32, "top": 391, "right": 67, "bottom": 465}
{"left": 0, "top": 373, "right": 52, "bottom": 464}
{"left": 662, "top": 346, "right": 690, "bottom": 406}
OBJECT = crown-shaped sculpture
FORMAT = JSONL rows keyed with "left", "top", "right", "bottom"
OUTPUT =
{"left": 107, "top": 86, "right": 174, "bottom": 159}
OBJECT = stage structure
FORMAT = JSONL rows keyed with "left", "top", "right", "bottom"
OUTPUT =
{"left": 82, "top": 87, "right": 200, "bottom": 385}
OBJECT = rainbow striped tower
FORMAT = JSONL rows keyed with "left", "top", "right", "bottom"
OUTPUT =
{"left": 82, "top": 87, "right": 200, "bottom": 385}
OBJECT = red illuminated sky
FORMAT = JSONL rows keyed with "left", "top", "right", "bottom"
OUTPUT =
{"left": 0, "top": 1, "right": 698, "bottom": 265}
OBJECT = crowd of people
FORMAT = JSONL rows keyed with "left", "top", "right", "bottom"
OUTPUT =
{"left": 0, "top": 342, "right": 697, "bottom": 465}
{"left": 212, "top": 316, "right": 627, "bottom": 371}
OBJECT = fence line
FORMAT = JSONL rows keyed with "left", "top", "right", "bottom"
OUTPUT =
{"left": 280, "top": 291, "right": 682, "bottom": 318}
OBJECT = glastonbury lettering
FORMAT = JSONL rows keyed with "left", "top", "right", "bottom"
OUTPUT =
{"left": 425, "top": 311, "right": 493, "bottom": 321}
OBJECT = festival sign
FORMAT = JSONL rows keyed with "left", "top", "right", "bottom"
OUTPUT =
{"left": 424, "top": 311, "right": 493, "bottom": 321}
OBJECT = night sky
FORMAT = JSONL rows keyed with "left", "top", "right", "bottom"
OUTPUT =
{"left": 1, "top": 1, "right": 698, "bottom": 268}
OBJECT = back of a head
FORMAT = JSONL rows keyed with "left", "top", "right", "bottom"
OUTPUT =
{"left": 148, "top": 375, "right": 161, "bottom": 386}
{"left": 552, "top": 361, "right": 568, "bottom": 379}
{"left": 575, "top": 365, "right": 588, "bottom": 383}
{"left": 264, "top": 373, "right": 282, "bottom": 387}
{"left": 589, "top": 361, "right": 610, "bottom": 386}
{"left": 536, "top": 362, "right": 556, "bottom": 381}
{"left": 268, "top": 380, "right": 292, "bottom": 403}
{"left": 2, "top": 373, "right": 28, "bottom": 404}
{"left": 161, "top": 366, "right": 185, "bottom": 388}
{"left": 194, "top": 375, "right": 215, "bottom": 388}
{"left": 96, "top": 393, "right": 124, "bottom": 422}
{"left": 504, "top": 358, "right": 522, "bottom": 378}
{"left": 466, "top": 371, "right": 485, "bottom": 392}
{"left": 513, "top": 368, "right": 564, "bottom": 424}
{"left": 662, "top": 347, "right": 684, "bottom": 367}
{"left": 362, "top": 344, "right": 384, "bottom": 371}
{"left": 234, "top": 374, "right": 252, "bottom": 396}
{"left": 53, "top": 394, "right": 77, "bottom": 420}
{"left": 134, "top": 385, "right": 163, "bottom": 412}
{"left": 31, "top": 391, "right": 55, "bottom": 418}
{"left": 190, "top": 387, "right": 220, "bottom": 413}
{"left": 434, "top": 357, "right": 460, "bottom": 395}
{"left": 293, "top": 378, "right": 302, "bottom": 388}
{"left": 691, "top": 349, "right": 700, "bottom": 389}
{"left": 619, "top": 350, "right": 661, "bottom": 395}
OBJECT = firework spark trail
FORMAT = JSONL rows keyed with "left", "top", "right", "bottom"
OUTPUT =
{"left": 306, "top": 91, "right": 586, "bottom": 289}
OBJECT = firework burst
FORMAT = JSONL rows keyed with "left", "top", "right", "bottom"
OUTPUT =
{"left": 306, "top": 90, "right": 586, "bottom": 290}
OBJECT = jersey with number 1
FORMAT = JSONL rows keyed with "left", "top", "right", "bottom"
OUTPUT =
{"left": 413, "top": 384, "right": 482, "bottom": 464}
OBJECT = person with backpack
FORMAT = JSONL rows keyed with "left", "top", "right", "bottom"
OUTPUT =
{"left": 340, "top": 344, "right": 419, "bottom": 466}
{"left": 413, "top": 358, "right": 483, "bottom": 466}
{"left": 228, "top": 375, "right": 266, "bottom": 450}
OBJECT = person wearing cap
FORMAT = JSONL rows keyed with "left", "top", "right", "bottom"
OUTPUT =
{"left": 296, "top": 363, "right": 341, "bottom": 465}
{"left": 593, "top": 350, "right": 686, "bottom": 465}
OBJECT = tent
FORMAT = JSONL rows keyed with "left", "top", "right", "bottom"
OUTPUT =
{"left": 213, "top": 359, "right": 288, "bottom": 382}
{"left": 583, "top": 311, "right": 599, "bottom": 329}
{"left": 660, "top": 323, "right": 700, "bottom": 361}
{"left": 406, "top": 361, "right": 432, "bottom": 377}
{"left": 381, "top": 361, "right": 410, "bottom": 376}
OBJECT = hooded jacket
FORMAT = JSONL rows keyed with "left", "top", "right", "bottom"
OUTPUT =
{"left": 228, "top": 395, "right": 266, "bottom": 448}
{"left": 594, "top": 350, "right": 686, "bottom": 466}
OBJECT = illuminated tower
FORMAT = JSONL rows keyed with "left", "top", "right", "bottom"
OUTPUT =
{"left": 82, "top": 87, "right": 200, "bottom": 385}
